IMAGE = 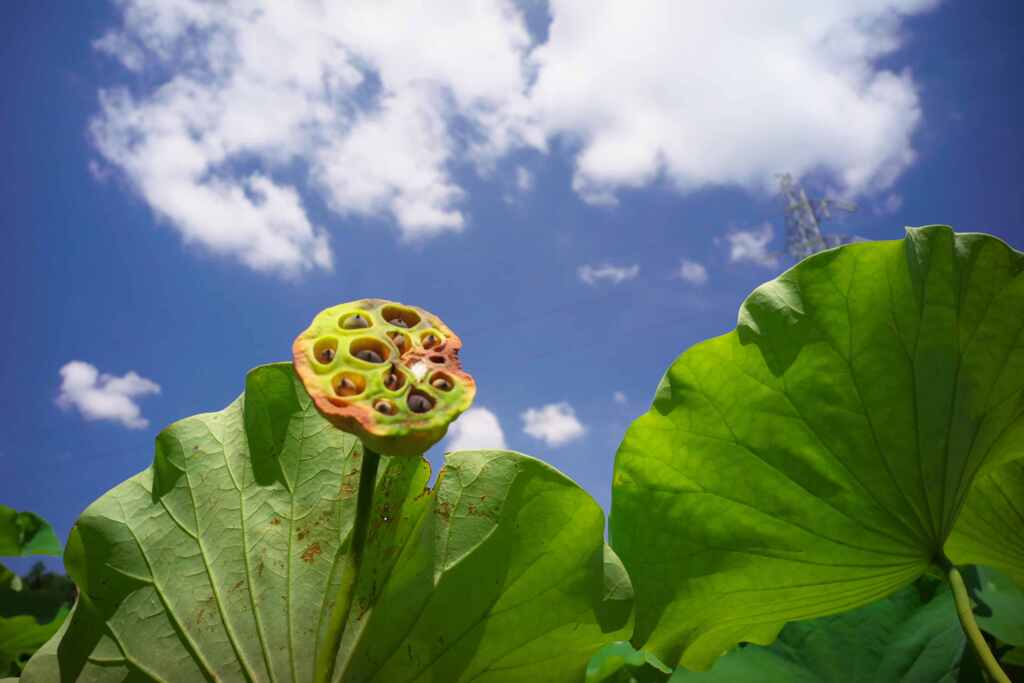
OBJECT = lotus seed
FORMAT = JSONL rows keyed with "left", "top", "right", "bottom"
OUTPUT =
{"left": 423, "top": 334, "right": 438, "bottom": 349}
{"left": 431, "top": 377, "right": 452, "bottom": 391}
{"left": 408, "top": 394, "right": 432, "bottom": 413}
{"left": 344, "top": 314, "right": 369, "bottom": 329}
{"left": 336, "top": 376, "right": 360, "bottom": 396}
{"left": 389, "top": 317, "right": 408, "bottom": 328}
{"left": 374, "top": 399, "right": 395, "bottom": 415}
{"left": 356, "top": 349, "right": 384, "bottom": 363}
{"left": 319, "top": 348, "right": 335, "bottom": 363}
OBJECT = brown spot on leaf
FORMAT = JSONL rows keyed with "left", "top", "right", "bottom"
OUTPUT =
{"left": 230, "top": 579, "right": 244, "bottom": 593}
{"left": 301, "top": 542, "right": 322, "bottom": 563}
{"left": 270, "top": 517, "right": 281, "bottom": 526}
{"left": 436, "top": 501, "right": 452, "bottom": 521}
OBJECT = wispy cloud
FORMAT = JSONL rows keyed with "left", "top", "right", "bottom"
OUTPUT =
{"left": 725, "top": 223, "right": 779, "bottom": 267}
{"left": 578, "top": 263, "right": 640, "bottom": 286}
{"left": 675, "top": 259, "right": 708, "bottom": 285}
{"left": 445, "top": 407, "right": 507, "bottom": 452}
{"left": 515, "top": 166, "right": 533, "bottom": 193}
{"left": 521, "top": 402, "right": 586, "bottom": 447}
{"left": 613, "top": 391, "right": 627, "bottom": 404}
{"left": 56, "top": 361, "right": 160, "bottom": 429}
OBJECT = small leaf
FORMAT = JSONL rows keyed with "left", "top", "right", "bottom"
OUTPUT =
{"left": 0, "top": 607, "right": 68, "bottom": 676}
{"left": 611, "top": 227, "right": 1024, "bottom": 669}
{"left": 969, "top": 565, "right": 1024, "bottom": 646}
{"left": 0, "top": 506, "right": 61, "bottom": 557}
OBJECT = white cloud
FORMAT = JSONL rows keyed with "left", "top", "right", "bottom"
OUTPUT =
{"left": 515, "top": 166, "right": 534, "bottom": 193}
{"left": 725, "top": 223, "right": 779, "bottom": 267}
{"left": 613, "top": 391, "right": 627, "bottom": 404}
{"left": 675, "top": 259, "right": 708, "bottom": 285}
{"left": 578, "top": 263, "right": 640, "bottom": 286}
{"left": 93, "top": 1, "right": 937, "bottom": 275}
{"left": 521, "top": 402, "right": 586, "bottom": 447}
{"left": 879, "top": 192, "right": 903, "bottom": 214}
{"left": 56, "top": 361, "right": 161, "bottom": 429}
{"left": 445, "top": 407, "right": 508, "bottom": 452}
{"left": 531, "top": 1, "right": 935, "bottom": 205}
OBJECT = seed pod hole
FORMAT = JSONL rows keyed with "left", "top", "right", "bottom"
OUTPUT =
{"left": 383, "top": 365, "right": 406, "bottom": 391}
{"left": 314, "top": 338, "right": 338, "bottom": 365}
{"left": 382, "top": 305, "right": 421, "bottom": 329}
{"left": 374, "top": 399, "right": 397, "bottom": 415}
{"left": 429, "top": 355, "right": 446, "bottom": 364}
{"left": 421, "top": 332, "right": 443, "bottom": 349}
{"left": 331, "top": 372, "right": 366, "bottom": 397}
{"left": 340, "top": 312, "right": 372, "bottom": 330}
{"left": 350, "top": 338, "right": 390, "bottom": 364}
{"left": 430, "top": 373, "right": 453, "bottom": 391}
{"left": 407, "top": 390, "right": 435, "bottom": 414}
{"left": 387, "top": 331, "right": 410, "bottom": 353}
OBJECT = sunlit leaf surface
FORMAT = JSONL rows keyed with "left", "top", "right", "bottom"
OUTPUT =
{"left": 22, "top": 363, "right": 631, "bottom": 682}
{"left": 612, "top": 226, "right": 1024, "bottom": 669}
{"left": 947, "top": 458, "right": 1024, "bottom": 587}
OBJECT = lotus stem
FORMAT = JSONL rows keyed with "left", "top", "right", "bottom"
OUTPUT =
{"left": 314, "top": 447, "right": 380, "bottom": 683}
{"left": 943, "top": 557, "right": 1010, "bottom": 683}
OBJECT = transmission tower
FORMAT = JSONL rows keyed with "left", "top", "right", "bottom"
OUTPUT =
{"left": 777, "top": 173, "right": 859, "bottom": 260}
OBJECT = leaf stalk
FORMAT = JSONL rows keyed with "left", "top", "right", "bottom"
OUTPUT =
{"left": 942, "top": 556, "right": 1010, "bottom": 683}
{"left": 314, "top": 446, "right": 381, "bottom": 683}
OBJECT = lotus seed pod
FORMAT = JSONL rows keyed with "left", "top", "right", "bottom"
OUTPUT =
{"left": 293, "top": 299, "right": 476, "bottom": 457}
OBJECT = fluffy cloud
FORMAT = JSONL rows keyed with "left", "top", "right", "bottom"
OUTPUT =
{"left": 445, "top": 407, "right": 508, "bottom": 452}
{"left": 578, "top": 263, "right": 640, "bottom": 286}
{"left": 521, "top": 402, "right": 586, "bottom": 447}
{"left": 56, "top": 361, "right": 161, "bottom": 429}
{"left": 94, "top": 0, "right": 937, "bottom": 275}
{"left": 531, "top": 1, "right": 934, "bottom": 205}
{"left": 725, "top": 223, "right": 780, "bottom": 267}
{"left": 675, "top": 259, "right": 708, "bottom": 285}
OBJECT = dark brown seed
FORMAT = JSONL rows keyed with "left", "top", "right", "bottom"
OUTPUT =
{"left": 389, "top": 317, "right": 408, "bottom": 328}
{"left": 337, "top": 377, "right": 359, "bottom": 396}
{"left": 374, "top": 400, "right": 395, "bottom": 415}
{"left": 422, "top": 334, "right": 438, "bottom": 349}
{"left": 388, "top": 332, "right": 407, "bottom": 351}
{"left": 384, "top": 371, "right": 401, "bottom": 390}
{"left": 430, "top": 355, "right": 445, "bottom": 364}
{"left": 431, "top": 377, "right": 452, "bottom": 391}
{"left": 343, "top": 314, "right": 369, "bottom": 329}
{"left": 408, "top": 394, "right": 432, "bottom": 413}
{"left": 319, "top": 348, "right": 335, "bottom": 363}
{"left": 356, "top": 349, "right": 383, "bottom": 363}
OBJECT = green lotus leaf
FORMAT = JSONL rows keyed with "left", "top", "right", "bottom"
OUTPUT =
{"left": 670, "top": 582, "right": 967, "bottom": 682}
{"left": 611, "top": 226, "right": 1024, "bottom": 669}
{"left": 964, "top": 565, "right": 1024, "bottom": 647}
{"left": 586, "top": 641, "right": 672, "bottom": 683}
{"left": 0, "top": 564, "right": 19, "bottom": 593}
{"left": 946, "top": 458, "right": 1024, "bottom": 587}
{"left": 0, "top": 608, "right": 68, "bottom": 677}
{"left": 20, "top": 363, "right": 630, "bottom": 682}
{"left": 0, "top": 506, "right": 61, "bottom": 558}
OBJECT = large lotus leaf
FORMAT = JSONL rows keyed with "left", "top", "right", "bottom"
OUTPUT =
{"left": 670, "top": 582, "right": 967, "bottom": 682}
{"left": 21, "top": 363, "right": 631, "bottom": 682}
{"left": 611, "top": 226, "right": 1024, "bottom": 669}
{"left": 946, "top": 458, "right": 1024, "bottom": 587}
{"left": 0, "top": 506, "right": 61, "bottom": 558}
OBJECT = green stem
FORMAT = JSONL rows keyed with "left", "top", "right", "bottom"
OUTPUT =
{"left": 943, "top": 557, "right": 1010, "bottom": 683}
{"left": 314, "top": 447, "right": 380, "bottom": 683}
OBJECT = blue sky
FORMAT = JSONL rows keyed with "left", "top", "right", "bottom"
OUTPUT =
{"left": 2, "top": 1, "right": 1022, "bottom": 573}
